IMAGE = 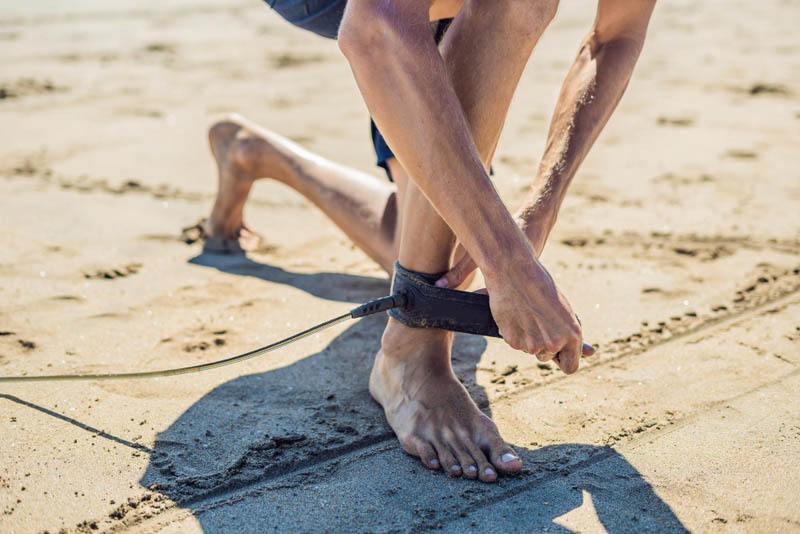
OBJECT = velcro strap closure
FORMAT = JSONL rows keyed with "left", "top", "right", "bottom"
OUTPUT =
{"left": 387, "top": 261, "right": 501, "bottom": 338}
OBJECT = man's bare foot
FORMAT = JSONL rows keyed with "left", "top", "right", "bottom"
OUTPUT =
{"left": 203, "top": 115, "right": 280, "bottom": 254}
{"left": 370, "top": 319, "right": 523, "bottom": 482}
{"left": 202, "top": 224, "right": 264, "bottom": 255}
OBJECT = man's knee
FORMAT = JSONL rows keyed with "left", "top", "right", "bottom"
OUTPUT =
{"left": 494, "top": 0, "right": 559, "bottom": 37}
{"left": 531, "top": 0, "right": 560, "bottom": 26}
{"left": 339, "top": 0, "right": 429, "bottom": 61}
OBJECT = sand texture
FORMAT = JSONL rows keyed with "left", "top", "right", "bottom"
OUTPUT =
{"left": 1, "top": 0, "right": 799, "bottom": 532}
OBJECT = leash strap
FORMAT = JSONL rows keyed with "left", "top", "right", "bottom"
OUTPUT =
{"left": 0, "top": 295, "right": 406, "bottom": 384}
{"left": 0, "top": 264, "right": 509, "bottom": 384}
{"left": 388, "top": 261, "right": 501, "bottom": 338}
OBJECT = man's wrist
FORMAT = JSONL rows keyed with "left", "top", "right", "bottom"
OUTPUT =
{"left": 516, "top": 208, "right": 554, "bottom": 256}
{"left": 477, "top": 223, "right": 537, "bottom": 281}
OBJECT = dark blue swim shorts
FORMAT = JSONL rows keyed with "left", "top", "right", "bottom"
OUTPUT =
{"left": 266, "top": 0, "right": 453, "bottom": 179}
{"left": 265, "top": 0, "right": 347, "bottom": 40}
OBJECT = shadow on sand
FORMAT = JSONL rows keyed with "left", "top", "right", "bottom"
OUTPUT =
{"left": 138, "top": 257, "right": 686, "bottom": 532}
{"left": 189, "top": 252, "right": 391, "bottom": 304}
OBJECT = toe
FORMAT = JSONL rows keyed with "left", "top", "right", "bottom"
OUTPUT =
{"left": 434, "top": 443, "right": 462, "bottom": 477}
{"left": 491, "top": 447, "right": 522, "bottom": 475}
{"left": 452, "top": 444, "right": 479, "bottom": 480}
{"left": 464, "top": 441, "right": 497, "bottom": 483}
{"left": 478, "top": 417, "right": 522, "bottom": 474}
{"left": 486, "top": 440, "right": 522, "bottom": 474}
{"left": 417, "top": 441, "right": 440, "bottom": 470}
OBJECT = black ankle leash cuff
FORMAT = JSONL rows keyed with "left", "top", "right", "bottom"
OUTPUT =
{"left": 387, "top": 261, "right": 501, "bottom": 338}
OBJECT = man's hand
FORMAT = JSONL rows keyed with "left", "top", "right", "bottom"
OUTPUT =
{"left": 436, "top": 210, "right": 595, "bottom": 369}
{"left": 441, "top": 256, "right": 596, "bottom": 366}
{"left": 482, "top": 246, "right": 593, "bottom": 374}
{"left": 436, "top": 209, "right": 549, "bottom": 291}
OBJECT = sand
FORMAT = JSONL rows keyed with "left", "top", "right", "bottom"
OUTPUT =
{"left": 1, "top": 0, "right": 799, "bottom": 532}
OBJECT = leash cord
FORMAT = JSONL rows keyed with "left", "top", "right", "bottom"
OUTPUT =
{"left": 0, "top": 294, "right": 404, "bottom": 384}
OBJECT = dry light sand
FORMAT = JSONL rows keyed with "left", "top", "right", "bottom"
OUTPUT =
{"left": 1, "top": 1, "right": 799, "bottom": 532}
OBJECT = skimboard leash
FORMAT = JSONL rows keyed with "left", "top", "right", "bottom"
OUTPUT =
{"left": 0, "top": 294, "right": 405, "bottom": 383}
{"left": 0, "top": 262, "right": 506, "bottom": 384}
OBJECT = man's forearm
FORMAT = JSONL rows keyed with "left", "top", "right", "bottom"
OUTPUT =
{"left": 338, "top": 2, "right": 531, "bottom": 275}
{"left": 520, "top": 9, "right": 654, "bottom": 253}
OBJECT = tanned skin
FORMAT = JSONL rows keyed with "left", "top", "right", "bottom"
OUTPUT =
{"left": 203, "top": 0, "right": 656, "bottom": 481}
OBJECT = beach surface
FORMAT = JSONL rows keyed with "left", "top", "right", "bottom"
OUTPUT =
{"left": 1, "top": 1, "right": 799, "bottom": 532}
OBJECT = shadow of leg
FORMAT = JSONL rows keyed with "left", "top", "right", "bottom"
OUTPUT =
{"left": 188, "top": 253, "right": 390, "bottom": 304}
{"left": 141, "top": 314, "right": 487, "bottom": 500}
{"left": 140, "top": 313, "right": 684, "bottom": 532}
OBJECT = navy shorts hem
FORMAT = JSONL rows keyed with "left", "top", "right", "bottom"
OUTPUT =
{"left": 370, "top": 120, "right": 395, "bottom": 181}
{"left": 266, "top": 0, "right": 346, "bottom": 40}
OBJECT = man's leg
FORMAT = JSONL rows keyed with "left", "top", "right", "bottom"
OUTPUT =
{"left": 202, "top": 3, "right": 469, "bottom": 270}
{"left": 205, "top": 114, "right": 405, "bottom": 272}
{"left": 439, "top": 0, "right": 558, "bottom": 165}
{"left": 368, "top": 0, "right": 559, "bottom": 481}
{"left": 371, "top": 161, "right": 515, "bottom": 482}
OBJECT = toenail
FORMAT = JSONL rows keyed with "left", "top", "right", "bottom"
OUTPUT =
{"left": 501, "top": 453, "right": 519, "bottom": 463}
{"left": 429, "top": 459, "right": 439, "bottom": 467}
{"left": 485, "top": 467, "right": 496, "bottom": 476}
{"left": 467, "top": 465, "right": 477, "bottom": 472}
{"left": 451, "top": 465, "right": 460, "bottom": 472}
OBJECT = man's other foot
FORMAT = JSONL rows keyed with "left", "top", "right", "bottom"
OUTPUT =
{"left": 370, "top": 320, "right": 523, "bottom": 482}
{"left": 203, "top": 114, "right": 280, "bottom": 253}
{"left": 181, "top": 218, "right": 264, "bottom": 255}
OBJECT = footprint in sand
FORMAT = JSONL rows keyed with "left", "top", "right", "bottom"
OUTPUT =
{"left": 183, "top": 341, "right": 211, "bottom": 353}
{"left": 269, "top": 52, "right": 326, "bottom": 69}
{"left": 0, "top": 332, "right": 36, "bottom": 351}
{"left": 725, "top": 149, "right": 758, "bottom": 159}
{"left": 561, "top": 231, "right": 743, "bottom": 262}
{"left": 82, "top": 263, "right": 142, "bottom": 280}
{"left": 747, "top": 83, "right": 791, "bottom": 97}
{"left": 656, "top": 116, "right": 695, "bottom": 126}
{"left": 181, "top": 329, "right": 228, "bottom": 353}
{"left": 141, "top": 42, "right": 176, "bottom": 54}
{"left": 0, "top": 78, "right": 67, "bottom": 101}
{"left": 672, "top": 245, "right": 734, "bottom": 261}
{"left": 139, "top": 233, "right": 181, "bottom": 243}
{"left": 50, "top": 295, "right": 83, "bottom": 302}
{"left": 18, "top": 339, "right": 36, "bottom": 350}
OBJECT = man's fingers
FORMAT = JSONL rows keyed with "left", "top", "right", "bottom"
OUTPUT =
{"left": 523, "top": 330, "right": 547, "bottom": 356}
{"left": 535, "top": 351, "right": 556, "bottom": 362}
{"left": 435, "top": 255, "right": 477, "bottom": 290}
{"left": 554, "top": 338, "right": 582, "bottom": 374}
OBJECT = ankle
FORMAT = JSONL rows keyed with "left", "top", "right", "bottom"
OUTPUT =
{"left": 204, "top": 215, "right": 241, "bottom": 239}
{"left": 380, "top": 319, "right": 452, "bottom": 363}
